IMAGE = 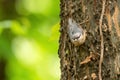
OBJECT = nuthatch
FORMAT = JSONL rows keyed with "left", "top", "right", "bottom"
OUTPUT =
{"left": 67, "top": 18, "right": 86, "bottom": 46}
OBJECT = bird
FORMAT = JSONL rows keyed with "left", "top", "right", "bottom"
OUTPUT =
{"left": 67, "top": 18, "right": 86, "bottom": 46}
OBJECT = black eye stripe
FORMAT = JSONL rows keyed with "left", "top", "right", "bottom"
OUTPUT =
{"left": 72, "top": 31, "right": 74, "bottom": 34}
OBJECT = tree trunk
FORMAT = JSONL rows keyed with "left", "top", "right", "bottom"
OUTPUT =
{"left": 58, "top": 0, "right": 120, "bottom": 80}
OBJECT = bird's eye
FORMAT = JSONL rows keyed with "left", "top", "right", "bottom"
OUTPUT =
{"left": 72, "top": 31, "right": 74, "bottom": 34}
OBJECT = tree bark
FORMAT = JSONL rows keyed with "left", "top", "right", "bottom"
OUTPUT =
{"left": 59, "top": 0, "right": 120, "bottom": 80}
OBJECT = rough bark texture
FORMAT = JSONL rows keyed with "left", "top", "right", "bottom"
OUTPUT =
{"left": 58, "top": 0, "right": 120, "bottom": 80}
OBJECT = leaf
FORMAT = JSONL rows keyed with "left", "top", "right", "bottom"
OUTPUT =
{"left": 80, "top": 52, "right": 98, "bottom": 65}
{"left": 49, "top": 22, "right": 60, "bottom": 41}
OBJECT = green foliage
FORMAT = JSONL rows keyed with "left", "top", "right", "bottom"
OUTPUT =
{"left": 0, "top": 0, "right": 60, "bottom": 80}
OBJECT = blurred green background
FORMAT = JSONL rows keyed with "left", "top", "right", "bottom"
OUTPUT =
{"left": 0, "top": 0, "right": 60, "bottom": 80}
